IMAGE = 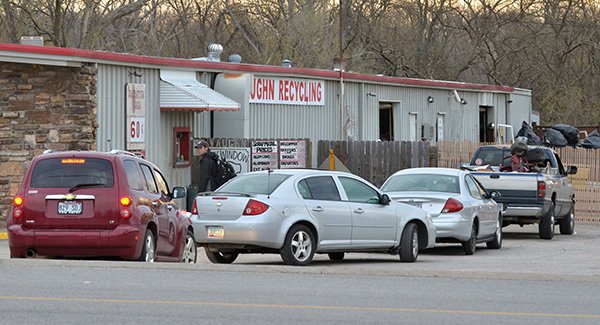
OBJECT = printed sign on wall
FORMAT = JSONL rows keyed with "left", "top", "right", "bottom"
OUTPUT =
{"left": 126, "top": 83, "right": 146, "bottom": 151}
{"left": 251, "top": 140, "right": 279, "bottom": 171}
{"left": 249, "top": 76, "right": 324, "bottom": 106}
{"left": 212, "top": 147, "right": 251, "bottom": 175}
{"left": 279, "top": 140, "right": 306, "bottom": 169}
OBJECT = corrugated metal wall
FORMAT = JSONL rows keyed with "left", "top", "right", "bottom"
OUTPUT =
{"left": 96, "top": 64, "right": 193, "bottom": 191}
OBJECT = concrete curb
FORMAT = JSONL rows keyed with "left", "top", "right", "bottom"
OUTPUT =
{"left": 0, "top": 232, "right": 7, "bottom": 240}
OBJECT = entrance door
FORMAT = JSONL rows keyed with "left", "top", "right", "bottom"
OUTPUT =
{"left": 379, "top": 103, "right": 393, "bottom": 141}
{"left": 479, "top": 107, "right": 495, "bottom": 142}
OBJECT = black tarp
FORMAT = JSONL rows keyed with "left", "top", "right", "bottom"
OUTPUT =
{"left": 543, "top": 128, "right": 568, "bottom": 147}
{"left": 581, "top": 130, "right": 600, "bottom": 149}
{"left": 515, "top": 121, "right": 542, "bottom": 145}
{"left": 551, "top": 124, "right": 580, "bottom": 147}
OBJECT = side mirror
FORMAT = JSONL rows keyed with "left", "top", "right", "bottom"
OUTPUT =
{"left": 566, "top": 166, "right": 577, "bottom": 175}
{"left": 380, "top": 194, "right": 391, "bottom": 205}
{"left": 172, "top": 186, "right": 187, "bottom": 199}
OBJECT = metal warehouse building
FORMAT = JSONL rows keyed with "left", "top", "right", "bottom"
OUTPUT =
{"left": 0, "top": 42, "right": 532, "bottom": 220}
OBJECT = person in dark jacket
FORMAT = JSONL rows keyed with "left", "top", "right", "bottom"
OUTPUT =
{"left": 195, "top": 140, "right": 219, "bottom": 191}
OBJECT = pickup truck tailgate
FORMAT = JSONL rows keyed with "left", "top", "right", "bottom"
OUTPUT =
{"left": 471, "top": 172, "right": 542, "bottom": 205}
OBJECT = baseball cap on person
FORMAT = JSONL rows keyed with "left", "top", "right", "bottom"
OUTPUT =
{"left": 195, "top": 140, "right": 209, "bottom": 149}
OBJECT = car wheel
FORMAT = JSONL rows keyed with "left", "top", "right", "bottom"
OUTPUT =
{"left": 559, "top": 203, "right": 575, "bottom": 235}
{"left": 399, "top": 223, "right": 419, "bottom": 262}
{"left": 280, "top": 225, "right": 315, "bottom": 266}
{"left": 486, "top": 214, "right": 503, "bottom": 249}
{"left": 539, "top": 203, "right": 555, "bottom": 240}
{"left": 462, "top": 222, "right": 477, "bottom": 255}
{"left": 181, "top": 230, "right": 197, "bottom": 263}
{"left": 205, "top": 250, "right": 238, "bottom": 264}
{"left": 328, "top": 252, "right": 345, "bottom": 261}
{"left": 139, "top": 229, "right": 156, "bottom": 262}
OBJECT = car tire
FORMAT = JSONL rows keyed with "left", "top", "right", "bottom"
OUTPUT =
{"left": 462, "top": 222, "right": 477, "bottom": 255}
{"left": 139, "top": 229, "right": 156, "bottom": 262}
{"left": 399, "top": 223, "right": 419, "bottom": 262}
{"left": 205, "top": 250, "right": 238, "bottom": 264}
{"left": 181, "top": 230, "right": 197, "bottom": 263}
{"left": 328, "top": 252, "right": 345, "bottom": 261}
{"left": 559, "top": 203, "right": 575, "bottom": 235}
{"left": 486, "top": 214, "right": 503, "bottom": 249}
{"left": 280, "top": 225, "right": 315, "bottom": 266}
{"left": 539, "top": 203, "right": 555, "bottom": 240}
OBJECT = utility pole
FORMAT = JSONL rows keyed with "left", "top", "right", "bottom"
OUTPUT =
{"left": 339, "top": 0, "right": 345, "bottom": 140}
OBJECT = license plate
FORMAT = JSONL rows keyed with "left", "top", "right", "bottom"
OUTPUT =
{"left": 407, "top": 202, "right": 422, "bottom": 208}
{"left": 207, "top": 226, "right": 224, "bottom": 238}
{"left": 58, "top": 201, "right": 82, "bottom": 215}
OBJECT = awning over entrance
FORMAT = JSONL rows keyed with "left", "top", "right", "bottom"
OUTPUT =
{"left": 160, "top": 70, "right": 240, "bottom": 111}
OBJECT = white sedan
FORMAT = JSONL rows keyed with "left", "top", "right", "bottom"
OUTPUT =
{"left": 381, "top": 168, "right": 502, "bottom": 255}
{"left": 191, "top": 169, "right": 436, "bottom": 266}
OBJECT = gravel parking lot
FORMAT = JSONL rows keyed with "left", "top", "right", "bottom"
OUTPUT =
{"left": 2, "top": 223, "right": 600, "bottom": 282}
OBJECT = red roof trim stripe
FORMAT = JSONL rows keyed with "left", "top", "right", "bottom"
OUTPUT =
{"left": 0, "top": 43, "right": 514, "bottom": 92}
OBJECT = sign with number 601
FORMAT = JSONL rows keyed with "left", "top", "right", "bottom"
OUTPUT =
{"left": 129, "top": 117, "right": 145, "bottom": 143}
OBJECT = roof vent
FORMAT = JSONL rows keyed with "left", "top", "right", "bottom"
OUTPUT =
{"left": 207, "top": 43, "right": 223, "bottom": 61}
{"left": 281, "top": 59, "right": 293, "bottom": 68}
{"left": 20, "top": 36, "right": 43, "bottom": 46}
{"left": 228, "top": 54, "right": 242, "bottom": 63}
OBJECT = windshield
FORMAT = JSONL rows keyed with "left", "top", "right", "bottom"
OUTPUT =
{"left": 30, "top": 157, "right": 114, "bottom": 188}
{"left": 381, "top": 174, "right": 460, "bottom": 193}
{"left": 216, "top": 173, "right": 290, "bottom": 195}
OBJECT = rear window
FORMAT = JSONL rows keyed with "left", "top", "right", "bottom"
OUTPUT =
{"left": 381, "top": 174, "right": 460, "bottom": 193}
{"left": 471, "top": 149, "right": 510, "bottom": 166}
{"left": 30, "top": 157, "right": 114, "bottom": 188}
{"left": 216, "top": 173, "right": 290, "bottom": 195}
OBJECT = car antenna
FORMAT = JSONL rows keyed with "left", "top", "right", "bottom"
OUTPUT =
{"left": 267, "top": 168, "right": 272, "bottom": 199}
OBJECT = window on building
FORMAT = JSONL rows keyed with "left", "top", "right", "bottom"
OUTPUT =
{"left": 173, "top": 127, "right": 191, "bottom": 168}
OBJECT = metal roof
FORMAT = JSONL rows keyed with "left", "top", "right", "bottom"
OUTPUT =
{"left": 159, "top": 70, "right": 240, "bottom": 111}
{"left": 0, "top": 43, "right": 516, "bottom": 93}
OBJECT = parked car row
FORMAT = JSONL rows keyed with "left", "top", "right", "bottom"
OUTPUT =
{"left": 6, "top": 150, "right": 538, "bottom": 266}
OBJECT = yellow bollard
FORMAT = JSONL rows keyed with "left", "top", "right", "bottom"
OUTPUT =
{"left": 329, "top": 148, "right": 335, "bottom": 171}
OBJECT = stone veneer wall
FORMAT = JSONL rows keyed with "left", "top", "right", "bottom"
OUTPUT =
{"left": 0, "top": 63, "right": 97, "bottom": 228}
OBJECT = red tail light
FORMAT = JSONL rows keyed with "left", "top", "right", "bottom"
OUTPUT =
{"left": 537, "top": 181, "right": 546, "bottom": 198}
{"left": 119, "top": 196, "right": 132, "bottom": 219}
{"left": 191, "top": 200, "right": 198, "bottom": 215}
{"left": 120, "top": 196, "right": 132, "bottom": 207}
{"left": 441, "top": 198, "right": 464, "bottom": 213}
{"left": 12, "top": 195, "right": 24, "bottom": 219}
{"left": 13, "top": 196, "right": 24, "bottom": 206}
{"left": 243, "top": 199, "right": 269, "bottom": 216}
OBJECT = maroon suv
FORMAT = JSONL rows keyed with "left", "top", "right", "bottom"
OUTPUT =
{"left": 7, "top": 150, "right": 197, "bottom": 263}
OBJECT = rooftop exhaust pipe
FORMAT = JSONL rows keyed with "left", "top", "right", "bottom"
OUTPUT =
{"left": 228, "top": 54, "right": 242, "bottom": 63}
{"left": 20, "top": 36, "right": 43, "bottom": 46}
{"left": 207, "top": 43, "right": 223, "bottom": 61}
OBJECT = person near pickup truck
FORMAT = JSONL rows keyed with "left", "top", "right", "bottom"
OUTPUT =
{"left": 510, "top": 142, "right": 529, "bottom": 172}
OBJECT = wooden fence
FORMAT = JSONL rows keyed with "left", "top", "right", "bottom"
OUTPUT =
{"left": 317, "top": 140, "right": 437, "bottom": 187}
{"left": 437, "top": 141, "right": 600, "bottom": 223}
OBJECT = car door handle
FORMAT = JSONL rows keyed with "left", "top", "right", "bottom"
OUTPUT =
{"left": 353, "top": 208, "right": 364, "bottom": 214}
{"left": 312, "top": 206, "right": 324, "bottom": 212}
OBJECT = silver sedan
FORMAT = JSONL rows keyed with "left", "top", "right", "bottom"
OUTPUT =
{"left": 191, "top": 169, "right": 436, "bottom": 266}
{"left": 381, "top": 168, "right": 502, "bottom": 255}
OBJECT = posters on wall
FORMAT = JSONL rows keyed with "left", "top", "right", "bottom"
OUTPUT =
{"left": 279, "top": 140, "right": 306, "bottom": 169}
{"left": 250, "top": 140, "right": 308, "bottom": 171}
{"left": 251, "top": 140, "right": 279, "bottom": 171}
{"left": 125, "top": 83, "right": 146, "bottom": 152}
{"left": 212, "top": 147, "right": 251, "bottom": 175}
